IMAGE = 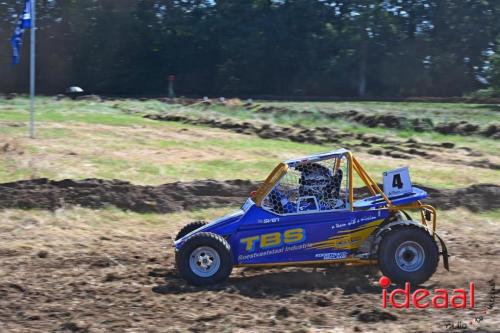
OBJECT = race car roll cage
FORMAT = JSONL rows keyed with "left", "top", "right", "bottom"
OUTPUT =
{"left": 253, "top": 149, "right": 437, "bottom": 239}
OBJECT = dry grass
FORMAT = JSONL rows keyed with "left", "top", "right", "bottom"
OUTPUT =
{"left": 0, "top": 120, "right": 497, "bottom": 189}
{"left": 0, "top": 206, "right": 233, "bottom": 256}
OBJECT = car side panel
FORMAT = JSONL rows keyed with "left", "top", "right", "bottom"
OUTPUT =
{"left": 231, "top": 206, "right": 390, "bottom": 265}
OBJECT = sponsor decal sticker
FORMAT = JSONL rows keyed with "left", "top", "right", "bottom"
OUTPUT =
{"left": 257, "top": 217, "right": 280, "bottom": 224}
{"left": 315, "top": 251, "right": 348, "bottom": 260}
{"left": 240, "top": 228, "right": 306, "bottom": 252}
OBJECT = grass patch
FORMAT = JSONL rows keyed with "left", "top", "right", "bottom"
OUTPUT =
{"left": 0, "top": 97, "right": 166, "bottom": 127}
{"left": 170, "top": 101, "right": 500, "bottom": 155}
{"left": 438, "top": 208, "right": 500, "bottom": 225}
{"left": 0, "top": 97, "right": 498, "bottom": 188}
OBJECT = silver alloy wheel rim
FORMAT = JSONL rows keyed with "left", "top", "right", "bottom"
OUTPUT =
{"left": 189, "top": 246, "right": 221, "bottom": 277}
{"left": 395, "top": 241, "right": 425, "bottom": 272}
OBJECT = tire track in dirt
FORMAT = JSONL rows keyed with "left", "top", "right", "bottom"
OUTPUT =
{"left": 0, "top": 178, "right": 498, "bottom": 213}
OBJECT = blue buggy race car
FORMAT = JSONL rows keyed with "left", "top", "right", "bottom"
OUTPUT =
{"left": 174, "top": 149, "right": 449, "bottom": 286}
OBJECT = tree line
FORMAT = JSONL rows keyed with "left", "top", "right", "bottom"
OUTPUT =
{"left": 0, "top": 0, "right": 499, "bottom": 97}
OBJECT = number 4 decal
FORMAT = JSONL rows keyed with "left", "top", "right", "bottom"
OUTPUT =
{"left": 392, "top": 174, "right": 403, "bottom": 189}
{"left": 383, "top": 167, "right": 412, "bottom": 196}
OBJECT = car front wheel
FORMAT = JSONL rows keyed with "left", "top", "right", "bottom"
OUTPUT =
{"left": 176, "top": 232, "right": 233, "bottom": 286}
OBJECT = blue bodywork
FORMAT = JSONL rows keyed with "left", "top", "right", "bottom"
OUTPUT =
{"left": 353, "top": 187, "right": 428, "bottom": 209}
{"left": 174, "top": 188, "right": 428, "bottom": 266}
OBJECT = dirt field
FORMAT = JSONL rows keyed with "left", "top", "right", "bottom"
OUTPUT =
{"left": 0, "top": 178, "right": 499, "bottom": 213}
{"left": 0, "top": 206, "right": 498, "bottom": 333}
{"left": 0, "top": 97, "right": 498, "bottom": 332}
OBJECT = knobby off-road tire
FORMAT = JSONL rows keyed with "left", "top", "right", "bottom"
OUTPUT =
{"left": 378, "top": 226, "right": 439, "bottom": 286}
{"left": 176, "top": 232, "right": 233, "bottom": 286}
{"left": 175, "top": 221, "right": 207, "bottom": 241}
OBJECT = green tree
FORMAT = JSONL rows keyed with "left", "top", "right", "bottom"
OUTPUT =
{"left": 489, "top": 38, "right": 500, "bottom": 89}
{"left": 1, "top": 0, "right": 499, "bottom": 97}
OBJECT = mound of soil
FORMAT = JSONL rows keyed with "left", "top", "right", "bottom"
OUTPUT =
{"left": 144, "top": 114, "right": 441, "bottom": 150}
{"left": 435, "top": 122, "right": 500, "bottom": 139}
{"left": 254, "top": 106, "right": 500, "bottom": 138}
{"left": 158, "top": 97, "right": 200, "bottom": 106}
{"left": 419, "top": 183, "right": 500, "bottom": 212}
{"left": 158, "top": 97, "right": 243, "bottom": 107}
{"left": 145, "top": 113, "right": 353, "bottom": 146}
{"left": 0, "top": 178, "right": 259, "bottom": 213}
{"left": 0, "top": 178, "right": 498, "bottom": 213}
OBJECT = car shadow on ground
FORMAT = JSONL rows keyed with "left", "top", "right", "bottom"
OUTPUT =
{"left": 150, "top": 265, "right": 381, "bottom": 298}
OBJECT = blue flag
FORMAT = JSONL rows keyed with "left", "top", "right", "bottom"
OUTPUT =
{"left": 11, "top": 0, "right": 33, "bottom": 65}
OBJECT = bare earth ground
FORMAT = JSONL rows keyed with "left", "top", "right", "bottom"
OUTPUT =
{"left": 0, "top": 207, "right": 498, "bottom": 333}
{"left": 0, "top": 99, "right": 499, "bottom": 332}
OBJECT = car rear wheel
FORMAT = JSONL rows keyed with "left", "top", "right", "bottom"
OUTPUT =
{"left": 176, "top": 232, "right": 233, "bottom": 286}
{"left": 378, "top": 226, "right": 439, "bottom": 286}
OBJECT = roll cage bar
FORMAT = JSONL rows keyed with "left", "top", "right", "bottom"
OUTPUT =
{"left": 253, "top": 149, "right": 437, "bottom": 234}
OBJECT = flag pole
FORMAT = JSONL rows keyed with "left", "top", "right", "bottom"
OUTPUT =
{"left": 29, "top": 0, "right": 36, "bottom": 139}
